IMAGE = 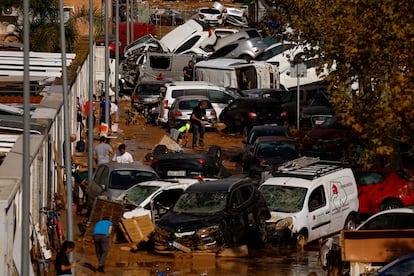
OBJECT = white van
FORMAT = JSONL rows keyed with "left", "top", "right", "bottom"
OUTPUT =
{"left": 194, "top": 58, "right": 279, "bottom": 90}
{"left": 258, "top": 156, "right": 359, "bottom": 246}
{"left": 158, "top": 81, "right": 240, "bottom": 124}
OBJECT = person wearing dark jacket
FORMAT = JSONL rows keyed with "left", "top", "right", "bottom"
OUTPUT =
{"left": 190, "top": 100, "right": 209, "bottom": 148}
{"left": 55, "top": 240, "right": 76, "bottom": 275}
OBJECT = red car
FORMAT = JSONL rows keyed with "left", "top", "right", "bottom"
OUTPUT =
{"left": 354, "top": 169, "right": 414, "bottom": 215}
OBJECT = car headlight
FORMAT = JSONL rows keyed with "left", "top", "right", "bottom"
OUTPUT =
{"left": 275, "top": 217, "right": 293, "bottom": 230}
{"left": 195, "top": 225, "right": 220, "bottom": 237}
{"left": 259, "top": 159, "right": 268, "bottom": 167}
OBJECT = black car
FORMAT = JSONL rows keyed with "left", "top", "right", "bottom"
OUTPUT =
{"left": 219, "top": 97, "right": 289, "bottom": 135}
{"left": 153, "top": 177, "right": 271, "bottom": 253}
{"left": 151, "top": 145, "right": 230, "bottom": 179}
{"left": 243, "top": 125, "right": 292, "bottom": 154}
{"left": 243, "top": 136, "right": 300, "bottom": 176}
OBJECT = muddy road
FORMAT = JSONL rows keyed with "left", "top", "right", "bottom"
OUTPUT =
{"left": 68, "top": 98, "right": 325, "bottom": 276}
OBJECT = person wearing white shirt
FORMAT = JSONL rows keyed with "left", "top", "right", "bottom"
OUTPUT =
{"left": 112, "top": 143, "right": 134, "bottom": 163}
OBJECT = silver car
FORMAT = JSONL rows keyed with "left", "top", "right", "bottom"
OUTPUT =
{"left": 167, "top": 95, "right": 217, "bottom": 129}
{"left": 209, "top": 37, "right": 267, "bottom": 60}
{"left": 87, "top": 162, "right": 158, "bottom": 210}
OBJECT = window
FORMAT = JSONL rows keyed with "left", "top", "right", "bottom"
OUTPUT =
{"left": 208, "top": 89, "right": 233, "bottom": 104}
{"left": 175, "top": 35, "right": 201, "bottom": 54}
{"left": 355, "top": 172, "right": 387, "bottom": 186}
{"left": 308, "top": 186, "right": 326, "bottom": 212}
{"left": 149, "top": 56, "right": 171, "bottom": 70}
{"left": 210, "top": 44, "right": 238, "bottom": 58}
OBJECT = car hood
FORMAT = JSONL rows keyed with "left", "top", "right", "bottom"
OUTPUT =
{"left": 158, "top": 212, "right": 225, "bottom": 233}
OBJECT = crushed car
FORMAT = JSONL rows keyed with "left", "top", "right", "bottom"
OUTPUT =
{"left": 153, "top": 176, "right": 271, "bottom": 254}
{"left": 150, "top": 145, "right": 231, "bottom": 179}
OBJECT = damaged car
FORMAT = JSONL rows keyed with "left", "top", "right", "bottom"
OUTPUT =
{"left": 151, "top": 145, "right": 230, "bottom": 179}
{"left": 153, "top": 177, "right": 271, "bottom": 254}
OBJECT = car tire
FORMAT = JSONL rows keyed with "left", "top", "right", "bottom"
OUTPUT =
{"left": 207, "top": 145, "right": 222, "bottom": 171}
{"left": 296, "top": 230, "right": 308, "bottom": 248}
{"left": 344, "top": 213, "right": 358, "bottom": 230}
{"left": 257, "top": 216, "right": 268, "bottom": 245}
{"left": 380, "top": 200, "right": 403, "bottom": 211}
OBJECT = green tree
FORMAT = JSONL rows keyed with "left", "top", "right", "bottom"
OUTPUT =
{"left": 262, "top": 0, "right": 414, "bottom": 168}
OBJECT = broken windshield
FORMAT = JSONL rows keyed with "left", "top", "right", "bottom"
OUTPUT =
{"left": 259, "top": 185, "right": 307, "bottom": 213}
{"left": 122, "top": 185, "right": 160, "bottom": 206}
{"left": 173, "top": 191, "right": 228, "bottom": 214}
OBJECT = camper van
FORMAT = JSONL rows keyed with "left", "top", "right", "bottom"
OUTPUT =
{"left": 258, "top": 156, "right": 359, "bottom": 246}
{"left": 194, "top": 58, "right": 279, "bottom": 90}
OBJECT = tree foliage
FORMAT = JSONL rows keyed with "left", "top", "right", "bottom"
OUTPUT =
{"left": 262, "top": 0, "right": 414, "bottom": 168}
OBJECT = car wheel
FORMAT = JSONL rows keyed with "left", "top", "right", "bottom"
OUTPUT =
{"left": 207, "top": 145, "right": 222, "bottom": 171}
{"left": 239, "top": 54, "right": 252, "bottom": 61}
{"left": 344, "top": 213, "right": 358, "bottom": 230}
{"left": 296, "top": 230, "right": 308, "bottom": 248}
{"left": 380, "top": 200, "right": 402, "bottom": 211}
{"left": 257, "top": 216, "right": 268, "bottom": 244}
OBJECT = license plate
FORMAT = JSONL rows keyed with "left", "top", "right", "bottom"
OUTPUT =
{"left": 167, "top": 170, "right": 186, "bottom": 177}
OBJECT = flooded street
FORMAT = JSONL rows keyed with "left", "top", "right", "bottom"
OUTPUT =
{"left": 71, "top": 100, "right": 325, "bottom": 276}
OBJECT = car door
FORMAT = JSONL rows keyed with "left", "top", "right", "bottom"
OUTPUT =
{"left": 307, "top": 185, "right": 331, "bottom": 241}
{"left": 228, "top": 187, "right": 248, "bottom": 242}
{"left": 147, "top": 188, "right": 186, "bottom": 222}
{"left": 88, "top": 165, "right": 110, "bottom": 208}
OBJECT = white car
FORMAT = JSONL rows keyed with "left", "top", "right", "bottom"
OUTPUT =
{"left": 197, "top": 7, "right": 223, "bottom": 26}
{"left": 117, "top": 179, "right": 201, "bottom": 221}
{"left": 160, "top": 19, "right": 217, "bottom": 54}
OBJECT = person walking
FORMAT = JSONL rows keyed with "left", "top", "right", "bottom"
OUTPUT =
{"left": 93, "top": 136, "right": 114, "bottom": 166}
{"left": 93, "top": 217, "right": 113, "bottom": 273}
{"left": 190, "top": 100, "right": 209, "bottom": 148}
{"left": 84, "top": 94, "right": 97, "bottom": 133}
{"left": 183, "top": 60, "right": 194, "bottom": 81}
{"left": 55, "top": 240, "right": 77, "bottom": 275}
{"left": 112, "top": 143, "right": 134, "bottom": 163}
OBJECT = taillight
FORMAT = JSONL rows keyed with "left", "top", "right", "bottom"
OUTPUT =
{"left": 281, "top": 111, "right": 288, "bottom": 118}
{"left": 208, "top": 29, "right": 212, "bottom": 37}
{"left": 151, "top": 159, "right": 159, "bottom": 164}
{"left": 199, "top": 14, "right": 205, "bottom": 19}
{"left": 223, "top": 8, "right": 227, "bottom": 13}
{"left": 248, "top": 112, "right": 257, "bottom": 119}
{"left": 109, "top": 44, "right": 116, "bottom": 52}
{"left": 193, "top": 174, "right": 205, "bottom": 180}
{"left": 197, "top": 158, "right": 206, "bottom": 164}
{"left": 175, "top": 111, "right": 182, "bottom": 116}
{"left": 217, "top": 15, "right": 222, "bottom": 19}
{"left": 163, "top": 100, "right": 168, "bottom": 109}
{"left": 210, "top": 110, "right": 216, "bottom": 116}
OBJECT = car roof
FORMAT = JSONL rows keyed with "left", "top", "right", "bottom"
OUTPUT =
{"left": 98, "top": 161, "right": 156, "bottom": 173}
{"left": 254, "top": 136, "right": 296, "bottom": 144}
{"left": 250, "top": 125, "right": 290, "bottom": 132}
{"left": 357, "top": 206, "right": 414, "bottom": 230}
{"left": 174, "top": 95, "right": 210, "bottom": 101}
{"left": 185, "top": 177, "right": 252, "bottom": 193}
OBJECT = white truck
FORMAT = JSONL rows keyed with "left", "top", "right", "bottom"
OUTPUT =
{"left": 194, "top": 58, "right": 280, "bottom": 90}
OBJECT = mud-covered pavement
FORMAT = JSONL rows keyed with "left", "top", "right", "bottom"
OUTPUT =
{"left": 61, "top": 98, "right": 326, "bottom": 276}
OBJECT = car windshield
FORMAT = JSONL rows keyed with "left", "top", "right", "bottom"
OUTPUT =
{"left": 358, "top": 213, "right": 414, "bottom": 230}
{"left": 256, "top": 142, "right": 298, "bottom": 159}
{"left": 137, "top": 84, "right": 163, "bottom": 96}
{"left": 200, "top": 8, "right": 220, "bottom": 14}
{"left": 122, "top": 185, "right": 161, "bottom": 206}
{"left": 320, "top": 116, "right": 343, "bottom": 128}
{"left": 179, "top": 99, "right": 212, "bottom": 110}
{"left": 173, "top": 191, "right": 228, "bottom": 214}
{"left": 109, "top": 170, "right": 157, "bottom": 190}
{"left": 259, "top": 185, "right": 307, "bottom": 213}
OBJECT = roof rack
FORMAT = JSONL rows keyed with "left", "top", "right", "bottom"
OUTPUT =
{"left": 272, "top": 156, "right": 345, "bottom": 180}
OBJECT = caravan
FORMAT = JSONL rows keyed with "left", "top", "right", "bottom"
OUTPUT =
{"left": 194, "top": 58, "right": 279, "bottom": 90}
